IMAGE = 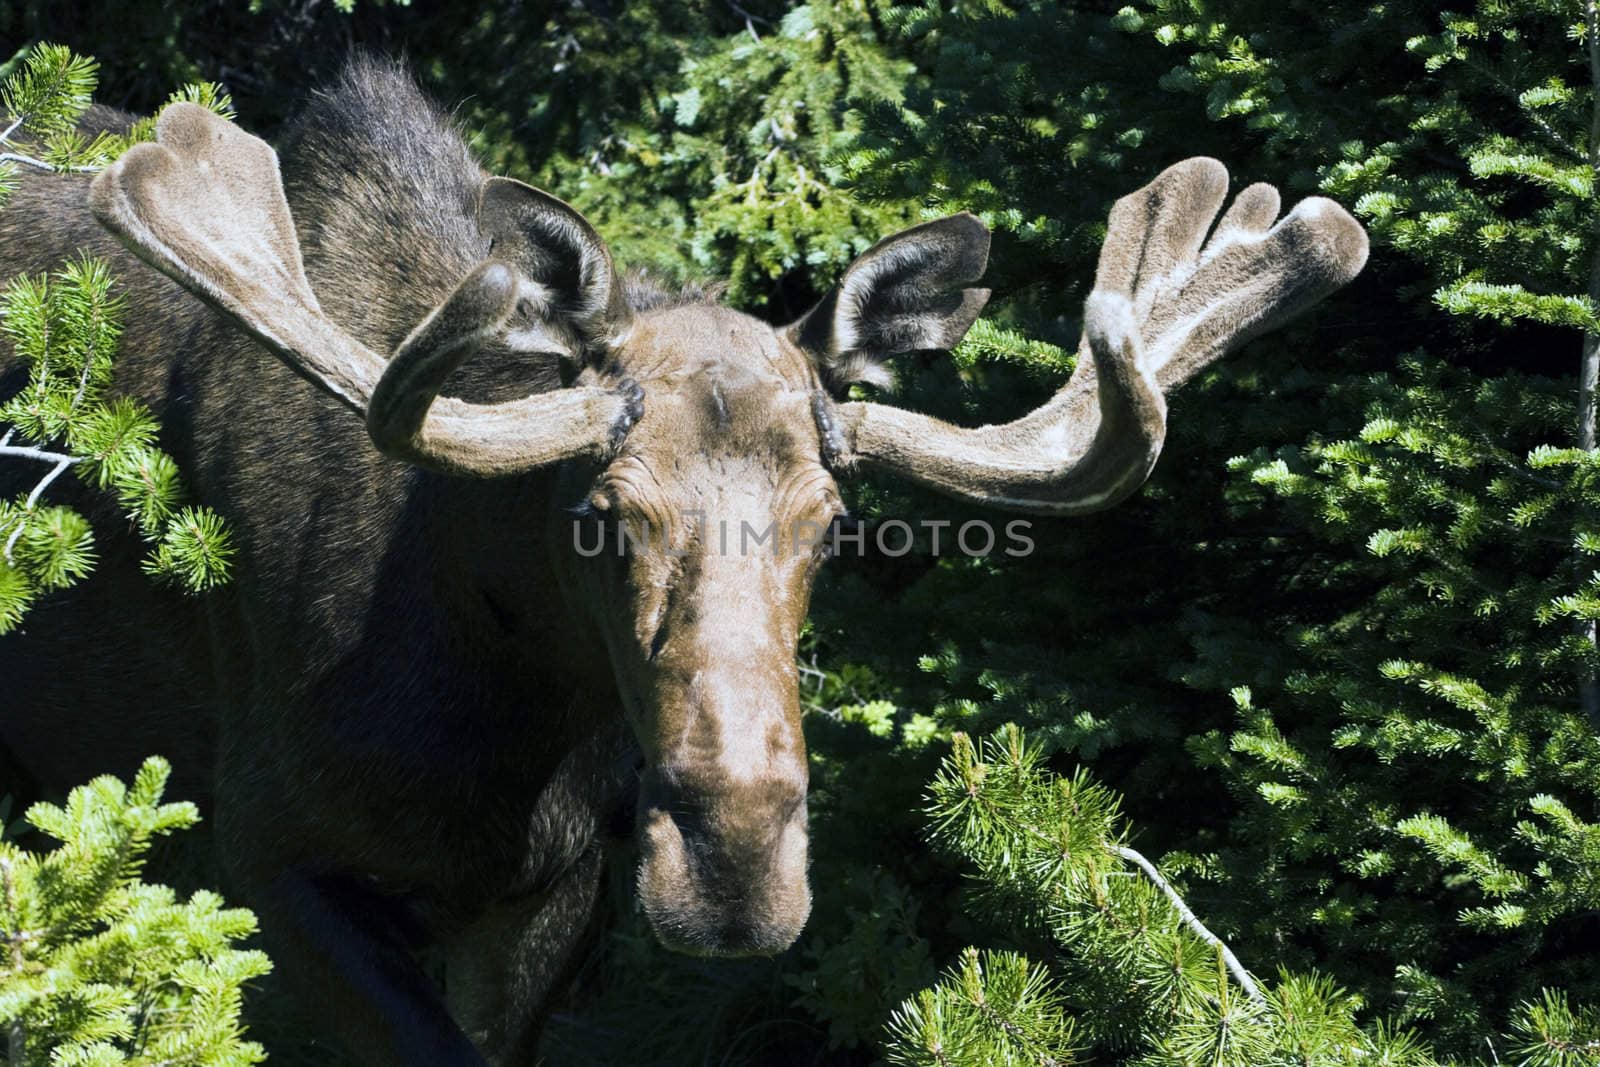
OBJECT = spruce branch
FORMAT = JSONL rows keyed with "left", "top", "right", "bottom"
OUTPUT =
{"left": 0, "top": 247, "right": 232, "bottom": 612}
{"left": 1, "top": 49, "right": 239, "bottom": 622}
{"left": 1456, "top": 53, "right": 1584, "bottom": 162}
{"left": 0, "top": 759, "right": 269, "bottom": 1064}
{"left": 896, "top": 728, "right": 1447, "bottom": 1063}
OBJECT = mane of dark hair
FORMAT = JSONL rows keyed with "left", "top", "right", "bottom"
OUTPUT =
{"left": 275, "top": 53, "right": 720, "bottom": 341}
{"left": 622, "top": 270, "right": 727, "bottom": 313}
{"left": 273, "top": 53, "right": 487, "bottom": 351}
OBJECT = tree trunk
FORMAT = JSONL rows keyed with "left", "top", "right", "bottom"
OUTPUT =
{"left": 1580, "top": 2, "right": 1600, "bottom": 724}
{"left": 1579, "top": 331, "right": 1599, "bottom": 723}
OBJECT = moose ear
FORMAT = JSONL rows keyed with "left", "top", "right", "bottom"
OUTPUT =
{"left": 788, "top": 214, "right": 991, "bottom": 393}
{"left": 478, "top": 177, "right": 632, "bottom": 362}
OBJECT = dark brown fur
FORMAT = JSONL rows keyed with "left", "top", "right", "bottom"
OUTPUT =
{"left": 1, "top": 58, "right": 642, "bottom": 1065}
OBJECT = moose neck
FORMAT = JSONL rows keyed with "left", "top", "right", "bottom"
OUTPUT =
{"left": 421, "top": 467, "right": 618, "bottom": 729}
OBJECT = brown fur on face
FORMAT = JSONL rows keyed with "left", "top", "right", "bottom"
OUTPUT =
{"left": 557, "top": 306, "right": 842, "bottom": 954}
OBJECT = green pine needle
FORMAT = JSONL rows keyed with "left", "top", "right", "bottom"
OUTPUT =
{"left": 2, "top": 189, "right": 232, "bottom": 630}
{"left": 0, "top": 43, "right": 98, "bottom": 141}
{"left": 0, "top": 758, "right": 270, "bottom": 1065}
{"left": 1509, "top": 989, "right": 1600, "bottom": 1067}
{"left": 11, "top": 505, "right": 97, "bottom": 591}
{"left": 143, "top": 506, "right": 236, "bottom": 593}
{"left": 0, "top": 556, "right": 34, "bottom": 634}
{"left": 111, "top": 444, "right": 183, "bottom": 537}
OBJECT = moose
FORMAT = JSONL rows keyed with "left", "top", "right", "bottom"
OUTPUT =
{"left": 0, "top": 57, "right": 1367, "bottom": 1065}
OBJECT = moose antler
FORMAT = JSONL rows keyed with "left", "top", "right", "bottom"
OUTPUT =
{"left": 830, "top": 158, "right": 1369, "bottom": 515}
{"left": 89, "top": 104, "right": 640, "bottom": 477}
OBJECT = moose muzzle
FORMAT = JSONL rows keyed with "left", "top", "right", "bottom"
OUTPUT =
{"left": 634, "top": 763, "right": 811, "bottom": 957}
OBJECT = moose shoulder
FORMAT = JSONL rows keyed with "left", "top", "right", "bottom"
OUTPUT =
{"left": 0, "top": 57, "right": 1367, "bottom": 1066}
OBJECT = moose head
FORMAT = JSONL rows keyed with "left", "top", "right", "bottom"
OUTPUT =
{"left": 89, "top": 104, "right": 1367, "bottom": 958}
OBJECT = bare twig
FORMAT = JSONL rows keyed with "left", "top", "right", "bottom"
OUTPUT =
{"left": 0, "top": 447, "right": 82, "bottom": 563}
{"left": 0, "top": 151, "right": 96, "bottom": 173}
{"left": 1114, "top": 844, "right": 1266, "bottom": 1004}
{"left": 20, "top": 457, "right": 76, "bottom": 510}
{"left": 0, "top": 442, "right": 81, "bottom": 466}
{"left": 959, "top": 740, "right": 1268, "bottom": 1005}
{"left": 0, "top": 149, "right": 53, "bottom": 171}
{"left": 725, "top": 0, "right": 772, "bottom": 25}
{"left": 796, "top": 661, "right": 827, "bottom": 694}
{"left": 725, "top": 0, "right": 771, "bottom": 41}
{"left": 72, "top": 323, "right": 99, "bottom": 408}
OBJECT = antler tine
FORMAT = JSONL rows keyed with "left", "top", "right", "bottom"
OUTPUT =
{"left": 1094, "top": 157, "right": 1230, "bottom": 316}
{"left": 1146, "top": 193, "right": 1369, "bottom": 390}
{"left": 90, "top": 104, "right": 633, "bottom": 478}
{"left": 90, "top": 106, "right": 386, "bottom": 411}
{"left": 830, "top": 157, "right": 1368, "bottom": 516}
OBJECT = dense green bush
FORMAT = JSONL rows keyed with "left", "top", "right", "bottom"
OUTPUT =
{"left": 797, "top": 0, "right": 1600, "bottom": 1061}
{"left": 0, "top": 757, "right": 270, "bottom": 1066}
{"left": 883, "top": 725, "right": 1600, "bottom": 1066}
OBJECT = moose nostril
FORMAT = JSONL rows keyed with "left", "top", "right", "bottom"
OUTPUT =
{"left": 667, "top": 808, "right": 708, "bottom": 842}
{"left": 649, "top": 796, "right": 711, "bottom": 845}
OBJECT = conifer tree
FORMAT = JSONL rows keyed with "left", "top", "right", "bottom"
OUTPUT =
{"left": 0, "top": 44, "right": 235, "bottom": 633}
{"left": 0, "top": 757, "right": 271, "bottom": 1066}
{"left": 884, "top": 726, "right": 1600, "bottom": 1066}
{"left": 1319, "top": 0, "right": 1600, "bottom": 714}
{"left": 509, "top": 0, "right": 916, "bottom": 313}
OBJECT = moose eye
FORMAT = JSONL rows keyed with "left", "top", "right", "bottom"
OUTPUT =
{"left": 568, "top": 499, "right": 632, "bottom": 559}
{"left": 827, "top": 512, "right": 857, "bottom": 552}
{"left": 806, "top": 511, "right": 855, "bottom": 570}
{"left": 567, "top": 498, "right": 602, "bottom": 522}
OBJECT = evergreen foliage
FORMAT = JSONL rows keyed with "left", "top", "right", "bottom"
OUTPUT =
{"left": 0, "top": 43, "right": 235, "bottom": 633}
{"left": 0, "top": 757, "right": 271, "bottom": 1066}
{"left": 788, "top": 0, "right": 1600, "bottom": 1062}
{"left": 882, "top": 725, "right": 1600, "bottom": 1066}
{"left": 0, "top": 44, "right": 233, "bottom": 184}
{"left": 12, "top": 3, "right": 907, "bottom": 312}
{"left": 504, "top": 1, "right": 918, "bottom": 312}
